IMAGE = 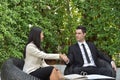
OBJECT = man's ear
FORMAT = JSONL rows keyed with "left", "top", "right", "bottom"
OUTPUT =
{"left": 84, "top": 33, "right": 86, "bottom": 36}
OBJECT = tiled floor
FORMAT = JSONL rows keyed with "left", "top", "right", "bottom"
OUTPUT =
{"left": 0, "top": 66, "right": 120, "bottom": 80}
{"left": 55, "top": 65, "right": 120, "bottom": 80}
{"left": 116, "top": 68, "right": 120, "bottom": 80}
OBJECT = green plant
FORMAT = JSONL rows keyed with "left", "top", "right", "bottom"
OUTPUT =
{"left": 0, "top": 0, "right": 119, "bottom": 67}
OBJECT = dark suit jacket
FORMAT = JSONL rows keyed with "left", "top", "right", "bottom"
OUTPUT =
{"left": 66, "top": 42, "right": 112, "bottom": 68}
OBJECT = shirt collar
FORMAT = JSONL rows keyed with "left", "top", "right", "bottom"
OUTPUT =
{"left": 78, "top": 41, "right": 86, "bottom": 46}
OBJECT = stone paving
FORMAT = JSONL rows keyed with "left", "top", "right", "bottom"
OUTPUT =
{"left": 0, "top": 66, "right": 120, "bottom": 80}
{"left": 116, "top": 68, "right": 120, "bottom": 80}
{"left": 55, "top": 65, "right": 120, "bottom": 80}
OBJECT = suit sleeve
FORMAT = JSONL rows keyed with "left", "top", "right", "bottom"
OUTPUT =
{"left": 93, "top": 43, "right": 112, "bottom": 63}
{"left": 27, "top": 44, "right": 60, "bottom": 60}
{"left": 67, "top": 46, "right": 74, "bottom": 66}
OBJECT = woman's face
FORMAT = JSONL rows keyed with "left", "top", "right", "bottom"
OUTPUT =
{"left": 40, "top": 32, "right": 44, "bottom": 41}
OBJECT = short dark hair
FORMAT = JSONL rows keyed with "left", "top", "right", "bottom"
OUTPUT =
{"left": 76, "top": 25, "right": 86, "bottom": 33}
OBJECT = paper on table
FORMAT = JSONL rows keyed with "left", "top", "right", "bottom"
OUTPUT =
{"left": 64, "top": 74, "right": 87, "bottom": 80}
{"left": 64, "top": 74, "right": 115, "bottom": 80}
{"left": 87, "top": 74, "right": 115, "bottom": 79}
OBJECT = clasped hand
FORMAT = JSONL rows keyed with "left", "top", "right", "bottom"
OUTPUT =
{"left": 59, "top": 54, "right": 69, "bottom": 63}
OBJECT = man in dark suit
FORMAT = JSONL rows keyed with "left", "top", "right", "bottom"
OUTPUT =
{"left": 64, "top": 25, "right": 116, "bottom": 77}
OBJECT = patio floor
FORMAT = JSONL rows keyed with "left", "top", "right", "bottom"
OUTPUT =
{"left": 54, "top": 65, "right": 120, "bottom": 80}
{"left": 0, "top": 65, "right": 120, "bottom": 80}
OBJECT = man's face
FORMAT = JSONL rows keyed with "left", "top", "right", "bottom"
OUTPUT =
{"left": 75, "top": 29, "right": 86, "bottom": 42}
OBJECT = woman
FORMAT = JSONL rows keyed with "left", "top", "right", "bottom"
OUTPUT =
{"left": 23, "top": 27, "right": 67, "bottom": 80}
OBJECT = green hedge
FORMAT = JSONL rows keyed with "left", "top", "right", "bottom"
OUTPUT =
{"left": 0, "top": 0, "right": 119, "bottom": 67}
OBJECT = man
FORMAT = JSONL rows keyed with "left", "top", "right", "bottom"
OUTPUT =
{"left": 64, "top": 25, "right": 116, "bottom": 77}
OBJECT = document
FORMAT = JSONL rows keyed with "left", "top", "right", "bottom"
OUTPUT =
{"left": 87, "top": 74, "right": 115, "bottom": 79}
{"left": 64, "top": 74, "right": 87, "bottom": 80}
{"left": 64, "top": 74, "right": 115, "bottom": 80}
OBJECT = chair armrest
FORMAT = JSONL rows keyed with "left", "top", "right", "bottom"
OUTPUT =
{"left": 1, "top": 58, "right": 41, "bottom": 80}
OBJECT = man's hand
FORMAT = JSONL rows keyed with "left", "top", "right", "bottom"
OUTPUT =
{"left": 111, "top": 61, "right": 117, "bottom": 71}
{"left": 59, "top": 54, "right": 69, "bottom": 63}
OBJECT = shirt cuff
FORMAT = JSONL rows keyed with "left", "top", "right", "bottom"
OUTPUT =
{"left": 66, "top": 59, "right": 70, "bottom": 64}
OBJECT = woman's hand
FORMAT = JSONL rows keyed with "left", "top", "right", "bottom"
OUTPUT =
{"left": 111, "top": 61, "right": 117, "bottom": 71}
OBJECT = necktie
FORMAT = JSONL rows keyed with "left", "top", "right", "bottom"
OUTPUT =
{"left": 82, "top": 44, "right": 91, "bottom": 63}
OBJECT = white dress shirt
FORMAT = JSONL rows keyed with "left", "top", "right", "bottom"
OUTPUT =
{"left": 78, "top": 41, "right": 96, "bottom": 67}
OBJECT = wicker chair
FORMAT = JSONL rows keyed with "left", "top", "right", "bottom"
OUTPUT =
{"left": 64, "top": 58, "right": 116, "bottom": 77}
{"left": 1, "top": 58, "right": 41, "bottom": 80}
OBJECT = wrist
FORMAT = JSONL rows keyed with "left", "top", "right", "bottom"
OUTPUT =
{"left": 111, "top": 61, "right": 114, "bottom": 64}
{"left": 59, "top": 54, "right": 62, "bottom": 59}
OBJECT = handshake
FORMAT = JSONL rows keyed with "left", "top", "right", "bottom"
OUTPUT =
{"left": 59, "top": 54, "right": 69, "bottom": 63}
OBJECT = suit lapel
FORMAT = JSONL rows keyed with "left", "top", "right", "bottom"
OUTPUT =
{"left": 74, "top": 43, "right": 84, "bottom": 65}
{"left": 75, "top": 43, "right": 84, "bottom": 59}
{"left": 75, "top": 43, "right": 82, "bottom": 54}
